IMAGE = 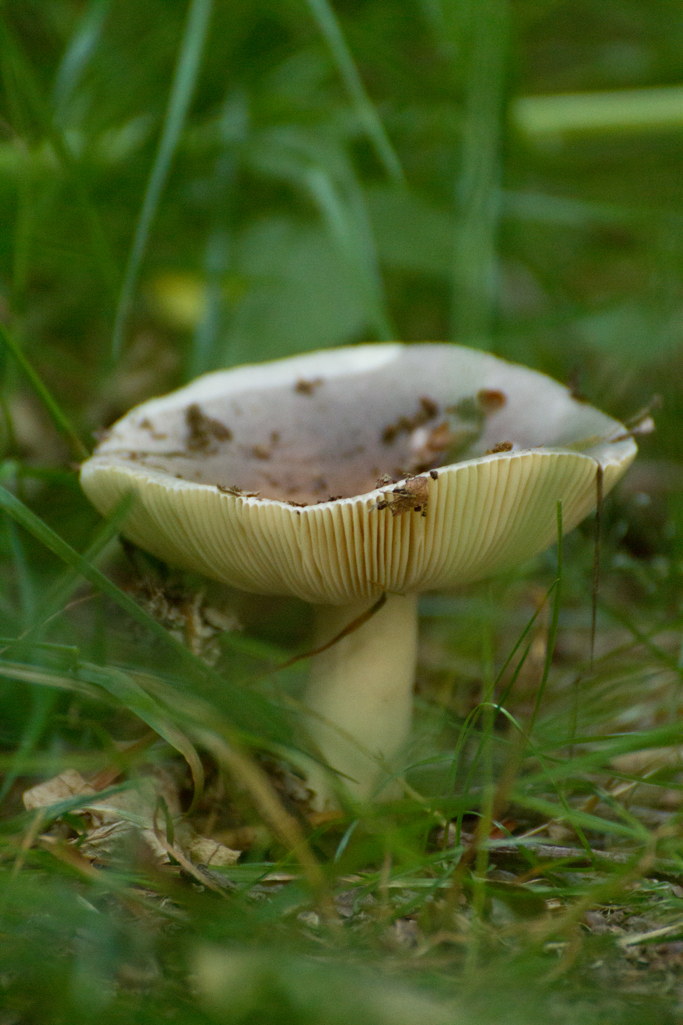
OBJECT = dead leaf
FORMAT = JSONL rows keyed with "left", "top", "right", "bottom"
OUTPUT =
{"left": 188, "top": 837, "right": 240, "bottom": 868}
{"left": 23, "top": 769, "right": 96, "bottom": 811}
{"left": 21, "top": 766, "right": 239, "bottom": 879}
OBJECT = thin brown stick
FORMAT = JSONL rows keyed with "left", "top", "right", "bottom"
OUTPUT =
{"left": 150, "top": 817, "right": 229, "bottom": 895}
{"left": 89, "top": 730, "right": 159, "bottom": 791}
{"left": 11, "top": 809, "right": 46, "bottom": 878}
{"left": 254, "top": 592, "right": 388, "bottom": 680}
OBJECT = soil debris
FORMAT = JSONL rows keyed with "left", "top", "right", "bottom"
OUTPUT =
{"left": 374, "top": 474, "right": 430, "bottom": 516}
{"left": 216, "top": 484, "right": 260, "bottom": 498}
{"left": 185, "top": 404, "right": 232, "bottom": 452}
{"left": 375, "top": 472, "right": 401, "bottom": 487}
{"left": 381, "top": 396, "right": 440, "bottom": 445}
{"left": 130, "top": 579, "right": 240, "bottom": 663}
{"left": 406, "top": 420, "right": 456, "bottom": 473}
{"left": 139, "top": 417, "right": 168, "bottom": 441}
{"left": 476, "top": 388, "right": 507, "bottom": 413}
{"left": 294, "top": 377, "right": 324, "bottom": 395}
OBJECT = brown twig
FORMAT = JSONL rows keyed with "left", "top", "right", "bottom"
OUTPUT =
{"left": 253, "top": 593, "right": 388, "bottom": 680}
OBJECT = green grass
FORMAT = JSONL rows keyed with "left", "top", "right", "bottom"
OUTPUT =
{"left": 2, "top": 1, "right": 683, "bottom": 1022}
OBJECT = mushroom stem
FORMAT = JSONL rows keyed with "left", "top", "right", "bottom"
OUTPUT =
{"left": 302, "top": 592, "right": 418, "bottom": 809}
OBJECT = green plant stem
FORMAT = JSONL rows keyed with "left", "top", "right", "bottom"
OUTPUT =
{"left": 0, "top": 16, "right": 119, "bottom": 303}
{"left": 52, "top": 0, "right": 112, "bottom": 119}
{"left": 530, "top": 501, "right": 563, "bottom": 731}
{"left": 111, "top": 0, "right": 214, "bottom": 361}
{"left": 451, "top": 0, "right": 509, "bottom": 344}
{"left": 305, "top": 0, "right": 404, "bottom": 186}
{"left": 0, "top": 484, "right": 288, "bottom": 744}
{"left": 513, "top": 85, "right": 683, "bottom": 137}
{"left": 0, "top": 321, "right": 88, "bottom": 461}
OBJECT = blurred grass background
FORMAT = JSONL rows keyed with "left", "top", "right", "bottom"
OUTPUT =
{"left": 2, "top": 1, "right": 683, "bottom": 1022}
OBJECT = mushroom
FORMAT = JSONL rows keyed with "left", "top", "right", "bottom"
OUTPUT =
{"left": 80, "top": 344, "right": 637, "bottom": 809}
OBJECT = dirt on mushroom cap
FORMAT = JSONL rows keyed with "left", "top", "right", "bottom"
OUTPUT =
{"left": 80, "top": 344, "right": 637, "bottom": 605}
{"left": 85, "top": 344, "right": 632, "bottom": 507}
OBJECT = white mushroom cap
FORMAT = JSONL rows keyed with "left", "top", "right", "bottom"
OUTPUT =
{"left": 80, "top": 344, "right": 636, "bottom": 605}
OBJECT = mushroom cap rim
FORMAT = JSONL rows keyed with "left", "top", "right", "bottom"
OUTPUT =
{"left": 81, "top": 439, "right": 636, "bottom": 513}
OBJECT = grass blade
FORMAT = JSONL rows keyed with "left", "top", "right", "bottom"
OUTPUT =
{"left": 38, "top": 494, "right": 133, "bottom": 624}
{"left": 0, "top": 321, "right": 88, "bottom": 461}
{"left": 3, "top": 513, "right": 35, "bottom": 628}
{"left": 111, "top": 0, "right": 214, "bottom": 361}
{"left": 444, "top": 581, "right": 555, "bottom": 802}
{"left": 0, "top": 494, "right": 134, "bottom": 660}
{"left": 513, "top": 84, "right": 683, "bottom": 138}
{"left": 590, "top": 464, "right": 604, "bottom": 668}
{"left": 0, "top": 484, "right": 291, "bottom": 744}
{"left": 251, "top": 130, "right": 394, "bottom": 340}
{"left": 304, "top": 0, "right": 404, "bottom": 186}
{"left": 0, "top": 687, "right": 56, "bottom": 805}
{"left": 52, "top": 0, "right": 112, "bottom": 120}
{"left": 450, "top": 0, "right": 509, "bottom": 344}
{"left": 194, "top": 727, "right": 331, "bottom": 906}
{"left": 303, "top": 164, "right": 393, "bottom": 339}
{"left": 188, "top": 90, "right": 246, "bottom": 378}
{"left": 76, "top": 662, "right": 204, "bottom": 806}
{"left": 0, "top": 16, "right": 119, "bottom": 302}
{"left": 530, "top": 501, "right": 563, "bottom": 730}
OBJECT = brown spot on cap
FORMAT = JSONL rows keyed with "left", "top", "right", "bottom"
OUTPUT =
{"left": 294, "top": 378, "right": 324, "bottom": 395}
{"left": 375, "top": 475, "right": 430, "bottom": 518}
{"left": 186, "top": 404, "right": 232, "bottom": 451}
{"left": 217, "top": 484, "right": 260, "bottom": 497}
{"left": 419, "top": 396, "right": 439, "bottom": 419}
{"left": 139, "top": 417, "right": 168, "bottom": 441}
{"left": 381, "top": 395, "right": 440, "bottom": 445}
{"left": 477, "top": 389, "right": 507, "bottom": 414}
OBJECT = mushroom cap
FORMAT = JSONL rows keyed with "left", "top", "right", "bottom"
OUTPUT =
{"left": 81, "top": 344, "right": 636, "bottom": 605}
